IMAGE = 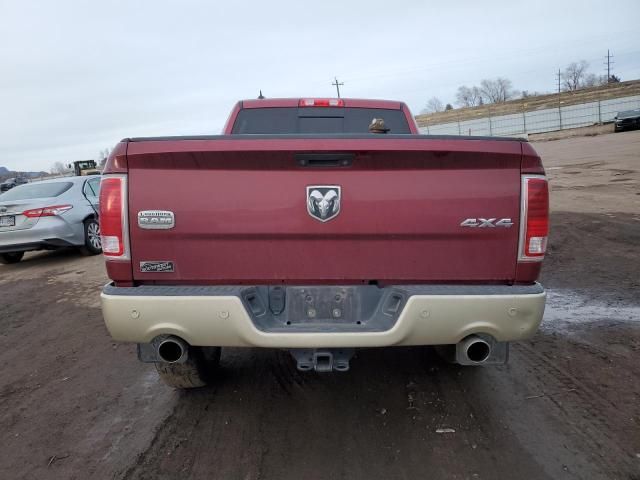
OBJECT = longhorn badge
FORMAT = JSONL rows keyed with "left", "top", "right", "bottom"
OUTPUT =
{"left": 306, "top": 186, "right": 341, "bottom": 222}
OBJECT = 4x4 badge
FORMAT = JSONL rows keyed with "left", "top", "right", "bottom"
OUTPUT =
{"left": 460, "top": 218, "right": 513, "bottom": 228}
{"left": 307, "top": 186, "right": 341, "bottom": 222}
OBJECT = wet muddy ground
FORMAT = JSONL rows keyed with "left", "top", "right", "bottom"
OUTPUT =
{"left": 0, "top": 131, "right": 639, "bottom": 479}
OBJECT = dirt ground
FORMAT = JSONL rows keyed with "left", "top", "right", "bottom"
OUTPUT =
{"left": 1, "top": 131, "right": 639, "bottom": 480}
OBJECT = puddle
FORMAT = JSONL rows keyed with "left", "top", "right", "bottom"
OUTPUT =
{"left": 543, "top": 289, "right": 640, "bottom": 326}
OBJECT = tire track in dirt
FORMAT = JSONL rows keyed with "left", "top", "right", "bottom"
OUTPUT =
{"left": 507, "top": 341, "right": 639, "bottom": 478}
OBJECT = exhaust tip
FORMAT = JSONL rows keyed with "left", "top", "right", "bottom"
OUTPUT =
{"left": 453, "top": 335, "right": 508, "bottom": 366}
{"left": 158, "top": 338, "right": 187, "bottom": 363}
{"left": 466, "top": 339, "right": 491, "bottom": 363}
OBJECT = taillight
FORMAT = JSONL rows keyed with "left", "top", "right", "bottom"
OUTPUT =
{"left": 22, "top": 205, "right": 73, "bottom": 218}
{"left": 299, "top": 98, "right": 345, "bottom": 107}
{"left": 518, "top": 175, "right": 549, "bottom": 261}
{"left": 99, "top": 175, "right": 129, "bottom": 259}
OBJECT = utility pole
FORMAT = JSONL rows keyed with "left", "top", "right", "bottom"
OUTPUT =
{"left": 556, "top": 69, "right": 563, "bottom": 130}
{"left": 604, "top": 49, "right": 614, "bottom": 82}
{"left": 332, "top": 77, "right": 344, "bottom": 98}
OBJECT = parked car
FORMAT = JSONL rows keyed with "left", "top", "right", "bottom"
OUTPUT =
{"left": 0, "top": 177, "right": 28, "bottom": 193}
{"left": 614, "top": 108, "right": 640, "bottom": 132}
{"left": 0, "top": 176, "right": 102, "bottom": 264}
{"left": 100, "top": 97, "right": 548, "bottom": 389}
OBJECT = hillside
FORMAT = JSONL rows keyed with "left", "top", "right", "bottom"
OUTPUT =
{"left": 415, "top": 79, "right": 640, "bottom": 127}
{"left": 0, "top": 167, "right": 48, "bottom": 180}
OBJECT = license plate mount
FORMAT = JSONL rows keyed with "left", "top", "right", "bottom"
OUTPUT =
{"left": 287, "top": 286, "right": 357, "bottom": 324}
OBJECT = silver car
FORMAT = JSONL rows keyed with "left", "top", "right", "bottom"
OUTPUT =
{"left": 0, "top": 176, "right": 102, "bottom": 264}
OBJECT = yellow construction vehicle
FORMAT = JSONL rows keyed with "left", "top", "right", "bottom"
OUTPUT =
{"left": 69, "top": 160, "right": 100, "bottom": 176}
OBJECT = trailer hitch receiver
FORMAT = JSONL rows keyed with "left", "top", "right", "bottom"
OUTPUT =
{"left": 289, "top": 348, "right": 355, "bottom": 372}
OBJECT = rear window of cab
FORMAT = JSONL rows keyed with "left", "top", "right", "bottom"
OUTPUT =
{"left": 232, "top": 107, "right": 411, "bottom": 134}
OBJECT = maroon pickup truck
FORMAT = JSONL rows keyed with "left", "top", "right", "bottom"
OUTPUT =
{"left": 99, "top": 98, "right": 548, "bottom": 388}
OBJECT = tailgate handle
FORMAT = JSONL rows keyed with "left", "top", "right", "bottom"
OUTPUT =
{"left": 296, "top": 153, "right": 353, "bottom": 168}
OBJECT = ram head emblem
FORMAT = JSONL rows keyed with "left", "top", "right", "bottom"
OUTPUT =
{"left": 306, "top": 186, "right": 341, "bottom": 222}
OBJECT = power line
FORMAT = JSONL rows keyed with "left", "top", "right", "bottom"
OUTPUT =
{"left": 335, "top": 33, "right": 638, "bottom": 86}
{"left": 332, "top": 77, "right": 344, "bottom": 98}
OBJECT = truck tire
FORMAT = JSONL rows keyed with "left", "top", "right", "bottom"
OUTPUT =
{"left": 155, "top": 346, "right": 221, "bottom": 389}
{"left": 80, "top": 218, "right": 102, "bottom": 255}
{"left": 0, "top": 252, "right": 25, "bottom": 264}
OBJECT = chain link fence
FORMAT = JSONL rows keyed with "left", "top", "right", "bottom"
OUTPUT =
{"left": 419, "top": 95, "right": 640, "bottom": 137}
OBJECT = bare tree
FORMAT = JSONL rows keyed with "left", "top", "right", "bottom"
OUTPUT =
{"left": 421, "top": 97, "right": 444, "bottom": 114}
{"left": 479, "top": 77, "right": 514, "bottom": 103}
{"left": 562, "top": 61, "right": 589, "bottom": 91}
{"left": 583, "top": 73, "right": 606, "bottom": 88}
{"left": 97, "top": 147, "right": 111, "bottom": 169}
{"left": 521, "top": 90, "right": 541, "bottom": 98}
{"left": 455, "top": 86, "right": 483, "bottom": 108}
{"left": 50, "top": 161, "right": 71, "bottom": 175}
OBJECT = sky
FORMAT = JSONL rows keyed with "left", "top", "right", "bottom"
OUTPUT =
{"left": 1, "top": 0, "right": 639, "bottom": 172}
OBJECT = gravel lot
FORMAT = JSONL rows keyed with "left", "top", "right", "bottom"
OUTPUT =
{"left": 1, "top": 131, "right": 639, "bottom": 480}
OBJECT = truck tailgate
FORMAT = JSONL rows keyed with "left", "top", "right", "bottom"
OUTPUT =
{"left": 125, "top": 137, "right": 523, "bottom": 284}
